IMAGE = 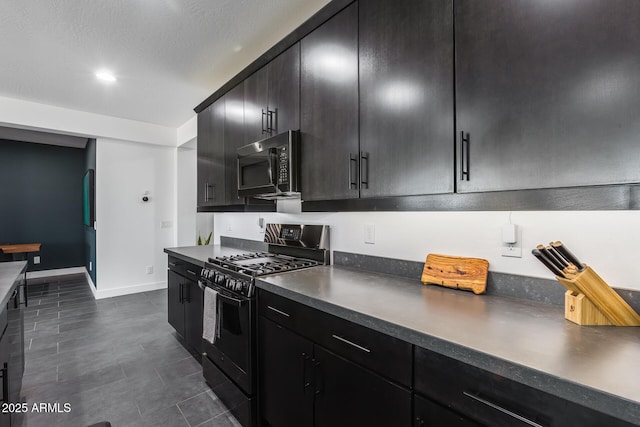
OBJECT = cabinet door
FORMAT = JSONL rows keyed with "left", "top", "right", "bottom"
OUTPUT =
{"left": 415, "top": 394, "right": 481, "bottom": 427}
{"left": 197, "top": 98, "right": 226, "bottom": 206}
{"left": 244, "top": 66, "right": 269, "bottom": 145}
{"left": 456, "top": 0, "right": 640, "bottom": 192}
{"left": 258, "top": 316, "right": 313, "bottom": 427}
{"left": 167, "top": 270, "right": 185, "bottom": 337}
{"left": 359, "top": 0, "right": 454, "bottom": 198}
{"left": 224, "top": 83, "right": 246, "bottom": 205}
{"left": 268, "top": 43, "right": 301, "bottom": 135}
{"left": 300, "top": 2, "right": 359, "bottom": 201}
{"left": 184, "top": 279, "right": 203, "bottom": 355}
{"left": 313, "top": 345, "right": 411, "bottom": 427}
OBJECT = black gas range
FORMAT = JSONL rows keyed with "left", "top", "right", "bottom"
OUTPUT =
{"left": 199, "top": 224, "right": 329, "bottom": 427}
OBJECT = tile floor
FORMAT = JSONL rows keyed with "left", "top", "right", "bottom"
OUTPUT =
{"left": 16, "top": 274, "right": 240, "bottom": 427}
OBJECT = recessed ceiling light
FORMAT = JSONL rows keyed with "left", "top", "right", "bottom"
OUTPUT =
{"left": 95, "top": 70, "right": 117, "bottom": 83}
{"left": 233, "top": 45, "right": 243, "bottom": 53}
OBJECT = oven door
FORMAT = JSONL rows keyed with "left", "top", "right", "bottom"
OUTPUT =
{"left": 202, "top": 284, "right": 254, "bottom": 394}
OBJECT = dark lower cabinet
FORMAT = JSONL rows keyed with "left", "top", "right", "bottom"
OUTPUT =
{"left": 313, "top": 345, "right": 411, "bottom": 427}
{"left": 414, "top": 394, "right": 481, "bottom": 427}
{"left": 414, "top": 346, "right": 636, "bottom": 427}
{"left": 167, "top": 258, "right": 203, "bottom": 356}
{"left": 258, "top": 316, "right": 313, "bottom": 427}
{"left": 257, "top": 290, "right": 412, "bottom": 427}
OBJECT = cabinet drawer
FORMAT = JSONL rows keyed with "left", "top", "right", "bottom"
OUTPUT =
{"left": 258, "top": 289, "right": 412, "bottom": 388}
{"left": 257, "top": 289, "right": 316, "bottom": 339}
{"left": 168, "top": 256, "right": 200, "bottom": 281}
{"left": 310, "top": 309, "right": 412, "bottom": 388}
{"left": 415, "top": 346, "right": 635, "bottom": 427}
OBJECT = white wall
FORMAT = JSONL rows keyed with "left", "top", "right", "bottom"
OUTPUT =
{"left": 177, "top": 138, "right": 197, "bottom": 246}
{"left": 0, "top": 95, "right": 177, "bottom": 146}
{"left": 96, "top": 138, "right": 176, "bottom": 298}
{"left": 214, "top": 210, "right": 640, "bottom": 291}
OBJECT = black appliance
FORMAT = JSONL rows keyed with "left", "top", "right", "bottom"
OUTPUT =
{"left": 199, "top": 224, "right": 329, "bottom": 427}
{"left": 237, "top": 130, "right": 300, "bottom": 200}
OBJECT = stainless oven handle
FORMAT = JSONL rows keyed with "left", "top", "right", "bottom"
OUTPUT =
{"left": 205, "top": 282, "right": 247, "bottom": 307}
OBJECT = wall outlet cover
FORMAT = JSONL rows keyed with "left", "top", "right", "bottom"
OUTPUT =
{"left": 364, "top": 223, "right": 375, "bottom": 244}
{"left": 33, "top": 256, "right": 40, "bottom": 264}
{"left": 146, "top": 266, "right": 153, "bottom": 274}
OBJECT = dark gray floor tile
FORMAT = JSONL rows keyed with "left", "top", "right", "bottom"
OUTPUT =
{"left": 157, "top": 355, "right": 202, "bottom": 384}
{"left": 139, "top": 404, "right": 189, "bottom": 427}
{"left": 135, "top": 371, "right": 209, "bottom": 416}
{"left": 178, "top": 389, "right": 230, "bottom": 427}
{"left": 195, "top": 411, "right": 242, "bottom": 427}
{"left": 24, "top": 311, "right": 60, "bottom": 322}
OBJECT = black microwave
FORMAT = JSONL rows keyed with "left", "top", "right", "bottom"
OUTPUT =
{"left": 237, "top": 130, "right": 300, "bottom": 199}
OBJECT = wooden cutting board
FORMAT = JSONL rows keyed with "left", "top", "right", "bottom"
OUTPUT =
{"left": 421, "top": 254, "right": 489, "bottom": 295}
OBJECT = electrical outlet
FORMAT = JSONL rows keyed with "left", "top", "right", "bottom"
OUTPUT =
{"left": 364, "top": 223, "right": 375, "bottom": 244}
{"left": 161, "top": 221, "right": 173, "bottom": 229}
{"left": 89, "top": 261, "right": 92, "bottom": 271}
{"left": 227, "top": 223, "right": 233, "bottom": 232}
{"left": 146, "top": 266, "right": 154, "bottom": 274}
{"left": 34, "top": 256, "right": 40, "bottom": 264}
{"left": 501, "top": 225, "right": 522, "bottom": 258}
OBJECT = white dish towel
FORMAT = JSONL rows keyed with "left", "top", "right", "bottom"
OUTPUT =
{"left": 203, "top": 286, "right": 219, "bottom": 344}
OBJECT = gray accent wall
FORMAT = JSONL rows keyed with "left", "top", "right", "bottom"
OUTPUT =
{"left": 0, "top": 139, "right": 85, "bottom": 271}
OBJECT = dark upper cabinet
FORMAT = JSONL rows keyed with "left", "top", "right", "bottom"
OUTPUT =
{"left": 224, "top": 83, "right": 246, "bottom": 205}
{"left": 268, "top": 43, "right": 301, "bottom": 135}
{"left": 358, "top": 0, "right": 454, "bottom": 198}
{"left": 197, "top": 98, "right": 225, "bottom": 207}
{"left": 455, "top": 0, "right": 640, "bottom": 193}
{"left": 300, "top": 2, "right": 359, "bottom": 201}
{"left": 244, "top": 43, "right": 300, "bottom": 146}
{"left": 244, "top": 65, "right": 269, "bottom": 145}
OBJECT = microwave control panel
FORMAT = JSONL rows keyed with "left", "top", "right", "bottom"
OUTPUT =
{"left": 278, "top": 147, "right": 289, "bottom": 185}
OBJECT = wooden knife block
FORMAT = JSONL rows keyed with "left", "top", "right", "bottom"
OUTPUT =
{"left": 556, "top": 266, "right": 640, "bottom": 326}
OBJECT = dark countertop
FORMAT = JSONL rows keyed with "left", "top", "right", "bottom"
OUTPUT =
{"left": 256, "top": 265, "right": 640, "bottom": 425}
{"left": 0, "top": 261, "right": 26, "bottom": 309}
{"left": 164, "top": 245, "right": 248, "bottom": 268}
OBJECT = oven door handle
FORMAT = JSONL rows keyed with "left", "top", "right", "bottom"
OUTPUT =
{"left": 267, "top": 147, "right": 279, "bottom": 187}
{"left": 217, "top": 292, "right": 246, "bottom": 307}
{"left": 205, "top": 283, "right": 248, "bottom": 307}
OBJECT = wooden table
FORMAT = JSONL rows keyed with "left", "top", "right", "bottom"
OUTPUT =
{"left": 0, "top": 243, "right": 41, "bottom": 255}
{"left": 0, "top": 244, "right": 40, "bottom": 307}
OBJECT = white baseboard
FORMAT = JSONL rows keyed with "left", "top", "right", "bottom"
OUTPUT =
{"left": 83, "top": 269, "right": 97, "bottom": 298}
{"left": 93, "top": 281, "right": 167, "bottom": 300}
{"left": 26, "top": 267, "right": 86, "bottom": 279}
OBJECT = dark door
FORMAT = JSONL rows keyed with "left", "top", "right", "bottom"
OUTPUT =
{"left": 300, "top": 2, "right": 359, "bottom": 201}
{"left": 313, "top": 345, "right": 412, "bottom": 427}
{"left": 258, "top": 316, "right": 313, "bottom": 427}
{"left": 183, "top": 279, "right": 203, "bottom": 355}
{"left": 197, "top": 98, "right": 226, "bottom": 206}
{"left": 167, "top": 270, "right": 185, "bottom": 337}
{"left": 455, "top": 0, "right": 640, "bottom": 192}
{"left": 224, "top": 83, "right": 246, "bottom": 205}
{"left": 244, "top": 66, "right": 269, "bottom": 145}
{"left": 359, "top": 0, "right": 454, "bottom": 198}
{"left": 268, "top": 43, "right": 300, "bottom": 135}
{"left": 415, "top": 394, "right": 482, "bottom": 427}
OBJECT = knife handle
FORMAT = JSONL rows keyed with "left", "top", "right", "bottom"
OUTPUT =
{"left": 532, "top": 249, "right": 565, "bottom": 277}
{"left": 536, "top": 245, "right": 565, "bottom": 271}
{"left": 545, "top": 245, "right": 569, "bottom": 268}
{"left": 551, "top": 242, "right": 585, "bottom": 271}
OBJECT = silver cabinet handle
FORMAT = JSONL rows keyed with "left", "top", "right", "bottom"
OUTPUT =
{"left": 332, "top": 334, "right": 370, "bottom": 353}
{"left": 463, "top": 392, "right": 544, "bottom": 427}
{"left": 267, "top": 305, "right": 290, "bottom": 317}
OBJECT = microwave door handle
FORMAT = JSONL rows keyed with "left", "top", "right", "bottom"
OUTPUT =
{"left": 267, "top": 147, "right": 279, "bottom": 187}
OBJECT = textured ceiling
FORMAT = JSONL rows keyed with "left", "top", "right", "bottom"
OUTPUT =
{"left": 0, "top": 0, "right": 331, "bottom": 128}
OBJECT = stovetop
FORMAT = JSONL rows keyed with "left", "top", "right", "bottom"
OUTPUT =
{"left": 208, "top": 252, "right": 321, "bottom": 276}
